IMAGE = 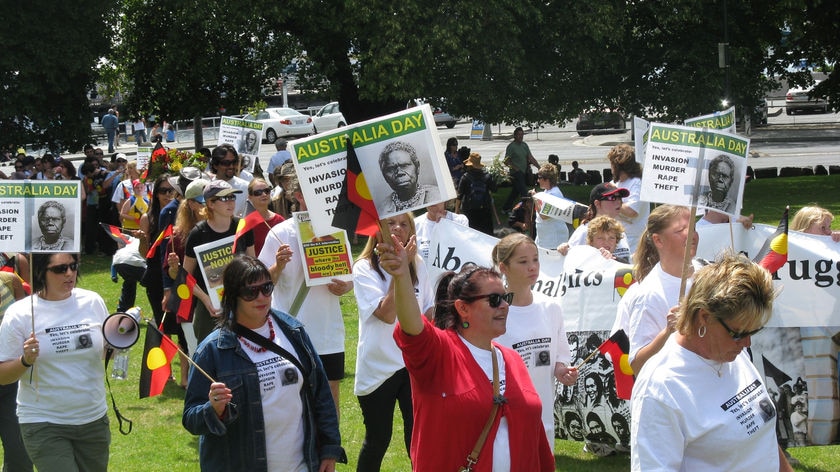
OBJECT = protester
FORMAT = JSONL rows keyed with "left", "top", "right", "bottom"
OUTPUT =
{"left": 352, "top": 213, "right": 434, "bottom": 471}
{"left": 182, "top": 256, "right": 346, "bottom": 471}
{"left": 377, "top": 239, "right": 555, "bottom": 471}
{"left": 111, "top": 234, "right": 146, "bottom": 313}
{"left": 631, "top": 253, "right": 792, "bottom": 472}
{"left": 119, "top": 179, "right": 149, "bottom": 232}
{"left": 502, "top": 127, "right": 540, "bottom": 212}
{"left": 492, "top": 233, "right": 578, "bottom": 443}
{"left": 558, "top": 183, "right": 630, "bottom": 261}
{"left": 443, "top": 137, "right": 464, "bottom": 187}
{"left": 626, "top": 205, "right": 699, "bottom": 373}
{"left": 532, "top": 163, "right": 569, "bottom": 250}
{"left": 209, "top": 144, "right": 249, "bottom": 217}
{"left": 457, "top": 152, "right": 496, "bottom": 236}
{"left": 608, "top": 144, "right": 649, "bottom": 256}
{"left": 258, "top": 176, "right": 352, "bottom": 415}
{"left": 245, "top": 178, "right": 284, "bottom": 256}
{"left": 791, "top": 205, "right": 840, "bottom": 241}
{"left": 0, "top": 253, "right": 111, "bottom": 472}
{"left": 586, "top": 215, "right": 628, "bottom": 263}
{"left": 0, "top": 270, "right": 31, "bottom": 472}
{"left": 413, "top": 200, "right": 468, "bottom": 264}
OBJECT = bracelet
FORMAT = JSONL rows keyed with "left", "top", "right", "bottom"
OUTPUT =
{"left": 20, "top": 356, "right": 32, "bottom": 368}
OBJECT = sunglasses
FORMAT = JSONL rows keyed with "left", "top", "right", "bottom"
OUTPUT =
{"left": 211, "top": 195, "right": 237, "bottom": 203}
{"left": 599, "top": 195, "right": 621, "bottom": 201}
{"left": 716, "top": 317, "right": 762, "bottom": 341}
{"left": 250, "top": 188, "right": 271, "bottom": 197}
{"left": 537, "top": 175, "right": 548, "bottom": 180}
{"left": 461, "top": 292, "right": 514, "bottom": 308}
{"left": 239, "top": 281, "right": 274, "bottom": 301}
{"left": 218, "top": 159, "right": 237, "bottom": 167}
{"left": 157, "top": 186, "right": 175, "bottom": 194}
{"left": 47, "top": 262, "right": 79, "bottom": 274}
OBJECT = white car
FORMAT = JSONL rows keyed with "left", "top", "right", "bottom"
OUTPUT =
{"left": 312, "top": 102, "right": 347, "bottom": 133}
{"left": 243, "top": 108, "right": 314, "bottom": 143}
{"left": 785, "top": 81, "right": 828, "bottom": 115}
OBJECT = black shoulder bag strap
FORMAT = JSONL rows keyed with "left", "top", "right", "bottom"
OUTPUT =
{"left": 231, "top": 322, "right": 313, "bottom": 395}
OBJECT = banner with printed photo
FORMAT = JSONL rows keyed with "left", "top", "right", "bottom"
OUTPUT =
{"left": 193, "top": 235, "right": 234, "bottom": 311}
{"left": 0, "top": 180, "right": 82, "bottom": 253}
{"left": 684, "top": 106, "right": 736, "bottom": 133}
{"left": 292, "top": 211, "right": 352, "bottom": 286}
{"left": 219, "top": 116, "right": 263, "bottom": 173}
{"left": 290, "top": 104, "right": 456, "bottom": 236}
{"left": 531, "top": 192, "right": 588, "bottom": 225}
{"left": 640, "top": 122, "right": 749, "bottom": 217}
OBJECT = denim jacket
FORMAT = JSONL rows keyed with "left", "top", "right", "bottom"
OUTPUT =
{"left": 182, "top": 310, "right": 347, "bottom": 471}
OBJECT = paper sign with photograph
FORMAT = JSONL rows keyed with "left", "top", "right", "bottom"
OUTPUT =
{"left": 290, "top": 104, "right": 456, "bottom": 236}
{"left": 640, "top": 122, "right": 749, "bottom": 217}
{"left": 532, "top": 192, "right": 588, "bottom": 224}
{"left": 219, "top": 116, "right": 263, "bottom": 173}
{"left": 0, "top": 181, "right": 82, "bottom": 253}
{"left": 684, "top": 106, "right": 736, "bottom": 134}
{"left": 193, "top": 235, "right": 235, "bottom": 310}
{"left": 292, "top": 212, "right": 353, "bottom": 286}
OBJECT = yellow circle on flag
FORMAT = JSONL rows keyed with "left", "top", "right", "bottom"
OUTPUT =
{"left": 355, "top": 174, "right": 372, "bottom": 200}
{"left": 146, "top": 347, "right": 167, "bottom": 370}
{"left": 619, "top": 354, "right": 633, "bottom": 375}
{"left": 176, "top": 283, "right": 190, "bottom": 300}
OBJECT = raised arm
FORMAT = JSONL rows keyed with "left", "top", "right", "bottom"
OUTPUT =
{"left": 377, "top": 234, "right": 424, "bottom": 336}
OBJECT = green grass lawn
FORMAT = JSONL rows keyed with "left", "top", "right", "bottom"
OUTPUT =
{"left": 3, "top": 174, "right": 840, "bottom": 471}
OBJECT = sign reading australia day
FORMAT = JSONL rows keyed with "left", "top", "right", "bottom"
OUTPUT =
{"left": 0, "top": 180, "right": 82, "bottom": 253}
{"left": 640, "top": 123, "right": 749, "bottom": 218}
{"left": 290, "top": 104, "right": 456, "bottom": 236}
{"left": 219, "top": 116, "right": 263, "bottom": 172}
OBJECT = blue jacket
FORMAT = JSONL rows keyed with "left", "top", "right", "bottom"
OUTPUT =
{"left": 102, "top": 113, "right": 118, "bottom": 131}
{"left": 182, "top": 310, "right": 346, "bottom": 471}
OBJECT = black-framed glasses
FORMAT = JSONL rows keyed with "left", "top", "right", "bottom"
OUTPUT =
{"left": 211, "top": 195, "right": 237, "bottom": 203}
{"left": 239, "top": 281, "right": 274, "bottom": 301}
{"left": 157, "top": 186, "right": 175, "bottom": 194}
{"left": 218, "top": 159, "right": 237, "bottom": 167}
{"left": 716, "top": 317, "right": 762, "bottom": 341}
{"left": 47, "top": 262, "right": 79, "bottom": 274}
{"left": 250, "top": 188, "right": 271, "bottom": 197}
{"left": 461, "top": 292, "right": 514, "bottom": 308}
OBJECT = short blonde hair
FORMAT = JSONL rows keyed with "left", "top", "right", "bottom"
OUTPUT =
{"left": 586, "top": 215, "right": 624, "bottom": 246}
{"left": 791, "top": 205, "right": 833, "bottom": 233}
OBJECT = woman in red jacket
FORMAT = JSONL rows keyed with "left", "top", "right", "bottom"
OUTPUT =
{"left": 377, "top": 233, "right": 554, "bottom": 472}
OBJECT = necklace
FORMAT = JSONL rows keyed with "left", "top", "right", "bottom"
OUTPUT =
{"left": 238, "top": 317, "right": 275, "bottom": 353}
{"left": 697, "top": 354, "right": 723, "bottom": 377}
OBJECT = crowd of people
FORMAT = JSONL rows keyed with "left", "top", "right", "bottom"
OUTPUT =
{"left": 2, "top": 126, "right": 836, "bottom": 471}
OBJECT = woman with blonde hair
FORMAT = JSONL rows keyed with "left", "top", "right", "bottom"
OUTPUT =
{"left": 491, "top": 232, "right": 577, "bottom": 444}
{"left": 631, "top": 253, "right": 792, "bottom": 472}
{"left": 791, "top": 205, "right": 840, "bottom": 241}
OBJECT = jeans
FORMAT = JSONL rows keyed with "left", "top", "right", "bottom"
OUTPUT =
{"left": 105, "top": 129, "right": 116, "bottom": 154}
{"left": 114, "top": 264, "right": 146, "bottom": 312}
{"left": 356, "top": 368, "right": 413, "bottom": 471}
{"left": 0, "top": 382, "right": 33, "bottom": 472}
{"left": 134, "top": 130, "right": 146, "bottom": 145}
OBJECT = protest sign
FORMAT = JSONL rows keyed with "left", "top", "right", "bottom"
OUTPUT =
{"left": 633, "top": 116, "right": 650, "bottom": 164}
{"left": 219, "top": 116, "right": 263, "bottom": 173}
{"left": 290, "top": 104, "right": 456, "bottom": 236}
{"left": 0, "top": 180, "right": 81, "bottom": 253}
{"left": 684, "top": 106, "right": 736, "bottom": 133}
{"left": 136, "top": 146, "right": 153, "bottom": 172}
{"left": 292, "top": 211, "right": 352, "bottom": 286}
{"left": 193, "top": 235, "right": 234, "bottom": 310}
{"left": 531, "top": 192, "right": 588, "bottom": 225}
{"left": 640, "top": 122, "right": 749, "bottom": 217}
{"left": 470, "top": 120, "right": 485, "bottom": 140}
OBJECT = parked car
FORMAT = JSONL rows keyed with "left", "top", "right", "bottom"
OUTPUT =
{"left": 785, "top": 81, "right": 828, "bottom": 115}
{"left": 576, "top": 110, "right": 627, "bottom": 136}
{"left": 407, "top": 98, "right": 459, "bottom": 128}
{"left": 242, "top": 108, "right": 314, "bottom": 143}
{"left": 312, "top": 102, "right": 346, "bottom": 133}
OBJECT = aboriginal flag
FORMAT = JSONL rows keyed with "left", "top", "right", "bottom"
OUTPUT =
{"left": 232, "top": 201, "right": 263, "bottom": 253}
{"left": 753, "top": 206, "right": 788, "bottom": 273}
{"left": 100, "top": 223, "right": 131, "bottom": 248}
{"left": 139, "top": 321, "right": 178, "bottom": 398}
{"left": 146, "top": 224, "right": 173, "bottom": 259}
{"left": 613, "top": 267, "right": 635, "bottom": 299}
{"left": 166, "top": 267, "right": 196, "bottom": 322}
{"left": 331, "top": 139, "right": 379, "bottom": 236}
{"left": 598, "top": 330, "right": 634, "bottom": 400}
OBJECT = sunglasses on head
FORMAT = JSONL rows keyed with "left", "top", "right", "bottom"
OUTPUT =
{"left": 716, "top": 317, "right": 762, "bottom": 341}
{"left": 461, "top": 292, "right": 514, "bottom": 308}
{"left": 239, "top": 281, "right": 274, "bottom": 301}
{"left": 47, "top": 262, "right": 79, "bottom": 274}
{"left": 250, "top": 188, "right": 271, "bottom": 197}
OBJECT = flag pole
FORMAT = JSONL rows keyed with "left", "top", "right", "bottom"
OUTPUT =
{"left": 679, "top": 129, "right": 709, "bottom": 299}
{"left": 145, "top": 318, "right": 216, "bottom": 383}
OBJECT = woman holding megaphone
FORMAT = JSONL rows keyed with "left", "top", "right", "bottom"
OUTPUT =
{"left": 0, "top": 253, "right": 111, "bottom": 472}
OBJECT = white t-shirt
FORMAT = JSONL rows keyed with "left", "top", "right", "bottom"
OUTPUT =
{"left": 258, "top": 218, "right": 345, "bottom": 355}
{"left": 112, "top": 237, "right": 146, "bottom": 268}
{"left": 627, "top": 263, "right": 683, "bottom": 363}
{"left": 610, "top": 282, "right": 642, "bottom": 336}
{"left": 352, "top": 256, "right": 434, "bottom": 395}
{"left": 495, "top": 291, "right": 572, "bottom": 443}
{"left": 414, "top": 211, "right": 469, "bottom": 264}
{"left": 534, "top": 187, "right": 570, "bottom": 250}
{"left": 631, "top": 337, "right": 780, "bottom": 471}
{"left": 613, "top": 177, "right": 649, "bottom": 255}
{"left": 240, "top": 320, "right": 306, "bottom": 472}
{"left": 0, "top": 289, "right": 109, "bottom": 424}
{"left": 567, "top": 222, "right": 630, "bottom": 261}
